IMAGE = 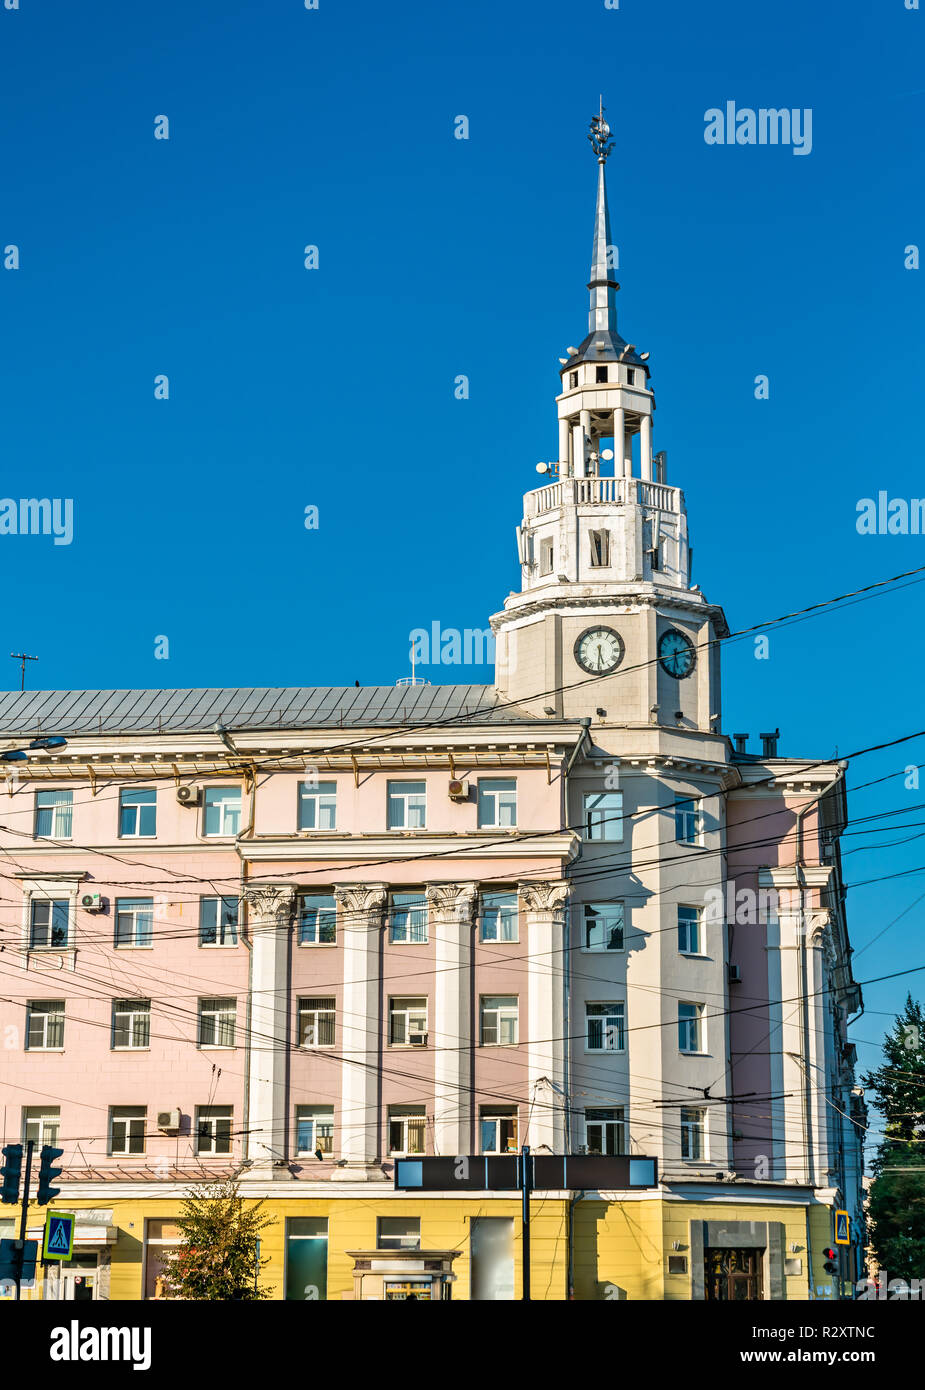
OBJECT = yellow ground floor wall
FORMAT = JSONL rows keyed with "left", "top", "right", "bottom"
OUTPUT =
{"left": 4, "top": 1193, "right": 849, "bottom": 1301}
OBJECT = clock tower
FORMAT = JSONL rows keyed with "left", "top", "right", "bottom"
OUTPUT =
{"left": 491, "top": 108, "right": 728, "bottom": 731}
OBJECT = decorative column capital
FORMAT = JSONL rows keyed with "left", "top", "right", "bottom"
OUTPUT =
{"left": 243, "top": 883, "right": 295, "bottom": 922}
{"left": 333, "top": 883, "right": 388, "bottom": 918}
{"left": 518, "top": 880, "right": 570, "bottom": 915}
{"left": 425, "top": 882, "right": 479, "bottom": 923}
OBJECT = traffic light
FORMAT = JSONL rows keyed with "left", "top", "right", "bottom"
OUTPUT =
{"left": 822, "top": 1247, "right": 838, "bottom": 1275}
{"left": 36, "top": 1146, "right": 63, "bottom": 1205}
{"left": 0, "top": 1146, "right": 23, "bottom": 1205}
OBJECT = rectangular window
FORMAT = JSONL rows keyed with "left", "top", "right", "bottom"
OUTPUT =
{"left": 390, "top": 892, "right": 428, "bottom": 944}
{"left": 202, "top": 786, "right": 241, "bottom": 837}
{"left": 583, "top": 902, "right": 624, "bottom": 952}
{"left": 35, "top": 790, "right": 73, "bottom": 839}
{"left": 298, "top": 780, "right": 337, "bottom": 831}
{"left": 112, "top": 998, "right": 151, "bottom": 1050}
{"left": 26, "top": 1000, "right": 64, "bottom": 1050}
{"left": 387, "top": 1107, "right": 426, "bottom": 1155}
{"left": 679, "top": 1002, "right": 704, "bottom": 1054}
{"left": 480, "top": 890, "right": 518, "bottom": 943}
{"left": 584, "top": 1108, "right": 626, "bottom": 1156}
{"left": 285, "top": 1218, "right": 328, "bottom": 1302}
{"left": 110, "top": 1106, "right": 146, "bottom": 1156}
{"left": 196, "top": 1106, "right": 232, "bottom": 1155}
{"left": 678, "top": 905, "right": 701, "bottom": 954}
{"left": 569, "top": 370, "right": 578, "bottom": 389}
{"left": 114, "top": 898, "right": 154, "bottom": 948}
{"left": 388, "top": 997, "right": 427, "bottom": 1046}
{"left": 675, "top": 797, "right": 702, "bottom": 845}
{"left": 471, "top": 1217, "right": 515, "bottom": 1301}
{"left": 477, "top": 778, "right": 517, "bottom": 828}
{"left": 680, "top": 1107, "right": 705, "bottom": 1160}
{"left": 29, "top": 898, "right": 69, "bottom": 950}
{"left": 589, "top": 529, "right": 611, "bottom": 567}
{"left": 119, "top": 788, "right": 157, "bottom": 838}
{"left": 298, "top": 997, "right": 336, "bottom": 1049}
{"left": 479, "top": 1109, "right": 518, "bottom": 1154}
{"left": 23, "top": 1107, "right": 60, "bottom": 1147}
{"left": 583, "top": 790, "right": 623, "bottom": 841}
{"left": 199, "top": 896, "right": 239, "bottom": 947}
{"left": 295, "top": 1106, "right": 334, "bottom": 1157}
{"left": 539, "top": 538, "right": 554, "bottom": 575}
{"left": 386, "top": 780, "right": 426, "bottom": 830}
{"left": 586, "top": 1001, "right": 625, "bottom": 1052}
{"left": 198, "top": 997, "right": 236, "bottom": 1048}
{"left": 595, "top": 365, "right": 608, "bottom": 383}
{"left": 377, "top": 1217, "right": 421, "bottom": 1251}
{"left": 480, "top": 995, "right": 518, "bottom": 1046}
{"left": 297, "top": 893, "right": 336, "bottom": 946}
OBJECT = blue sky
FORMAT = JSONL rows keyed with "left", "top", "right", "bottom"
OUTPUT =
{"left": 1, "top": 0, "right": 924, "bottom": 1115}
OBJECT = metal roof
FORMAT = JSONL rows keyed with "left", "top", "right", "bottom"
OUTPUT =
{"left": 0, "top": 685, "right": 544, "bottom": 736}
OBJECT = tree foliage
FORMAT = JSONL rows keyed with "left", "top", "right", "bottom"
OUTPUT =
{"left": 862, "top": 994, "right": 925, "bottom": 1278}
{"left": 163, "top": 1179, "right": 276, "bottom": 1300}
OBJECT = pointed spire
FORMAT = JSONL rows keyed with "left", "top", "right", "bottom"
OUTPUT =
{"left": 587, "top": 100, "right": 619, "bottom": 337}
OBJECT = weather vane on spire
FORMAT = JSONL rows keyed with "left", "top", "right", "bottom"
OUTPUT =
{"left": 588, "top": 96, "right": 613, "bottom": 164}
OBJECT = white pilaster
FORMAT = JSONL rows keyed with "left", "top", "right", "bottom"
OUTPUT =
{"left": 244, "top": 884, "right": 295, "bottom": 1172}
{"left": 520, "top": 880, "right": 570, "bottom": 1152}
{"left": 427, "top": 882, "right": 478, "bottom": 1156}
{"left": 333, "top": 883, "right": 387, "bottom": 1177}
{"left": 640, "top": 414, "right": 653, "bottom": 480}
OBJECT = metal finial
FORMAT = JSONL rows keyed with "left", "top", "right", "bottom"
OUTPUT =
{"left": 588, "top": 96, "right": 613, "bottom": 164}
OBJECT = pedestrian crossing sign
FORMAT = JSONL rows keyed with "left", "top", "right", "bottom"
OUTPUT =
{"left": 834, "top": 1210, "right": 850, "bottom": 1246}
{"left": 42, "top": 1211, "right": 75, "bottom": 1261}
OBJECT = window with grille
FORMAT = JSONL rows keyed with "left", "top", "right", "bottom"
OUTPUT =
{"left": 586, "top": 1001, "right": 625, "bottom": 1052}
{"left": 299, "top": 997, "right": 336, "bottom": 1048}
{"left": 112, "top": 998, "right": 151, "bottom": 1049}
{"left": 26, "top": 1000, "right": 64, "bottom": 1050}
{"left": 198, "top": 997, "right": 236, "bottom": 1048}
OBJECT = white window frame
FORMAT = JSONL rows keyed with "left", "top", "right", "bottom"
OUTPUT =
{"left": 202, "top": 785, "right": 242, "bottom": 838}
{"left": 480, "top": 891, "right": 518, "bottom": 943}
{"left": 480, "top": 995, "right": 519, "bottom": 1047}
{"left": 387, "top": 1108, "right": 426, "bottom": 1156}
{"left": 114, "top": 898, "right": 154, "bottom": 949}
{"left": 477, "top": 778, "right": 517, "bottom": 829}
{"left": 29, "top": 897, "right": 70, "bottom": 950}
{"left": 198, "top": 997, "right": 236, "bottom": 1049}
{"left": 389, "top": 997, "right": 428, "bottom": 1046}
{"left": 298, "top": 997, "right": 336, "bottom": 1049}
{"left": 34, "top": 789, "right": 73, "bottom": 839}
{"left": 389, "top": 893, "right": 428, "bottom": 944}
{"left": 112, "top": 998, "right": 151, "bottom": 1050}
{"left": 26, "top": 999, "right": 65, "bottom": 1051}
{"left": 199, "top": 896, "right": 239, "bottom": 947}
{"left": 582, "top": 902, "right": 625, "bottom": 952}
{"left": 196, "top": 1106, "right": 233, "bottom": 1155}
{"left": 297, "top": 781, "right": 337, "bottom": 831}
{"left": 680, "top": 1107, "right": 706, "bottom": 1160}
{"left": 119, "top": 788, "right": 157, "bottom": 839}
{"left": 110, "top": 1107, "right": 146, "bottom": 1156}
{"left": 589, "top": 528, "right": 611, "bottom": 568}
{"left": 679, "top": 1002, "right": 704, "bottom": 1054}
{"left": 584, "top": 1108, "right": 626, "bottom": 1156}
{"left": 295, "top": 1106, "right": 335, "bottom": 1157}
{"left": 22, "top": 1108, "right": 60, "bottom": 1147}
{"left": 677, "top": 905, "right": 702, "bottom": 955}
{"left": 386, "top": 780, "right": 426, "bottom": 830}
{"left": 539, "top": 537, "right": 554, "bottom": 575}
{"left": 479, "top": 1110, "right": 519, "bottom": 1154}
{"left": 675, "top": 797, "right": 703, "bottom": 846}
{"left": 583, "top": 790, "right": 624, "bottom": 841}
{"left": 297, "top": 893, "right": 336, "bottom": 946}
{"left": 585, "top": 1001, "right": 625, "bottom": 1052}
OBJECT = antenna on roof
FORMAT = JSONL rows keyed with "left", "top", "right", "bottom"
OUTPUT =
{"left": 395, "top": 639, "right": 429, "bottom": 688}
{"left": 10, "top": 652, "right": 38, "bottom": 693}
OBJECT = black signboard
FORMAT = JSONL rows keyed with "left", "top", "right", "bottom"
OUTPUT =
{"left": 393, "top": 1154, "right": 658, "bottom": 1191}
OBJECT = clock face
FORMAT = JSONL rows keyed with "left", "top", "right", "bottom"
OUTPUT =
{"left": 658, "top": 627, "right": 696, "bottom": 679}
{"left": 574, "top": 626, "right": 625, "bottom": 675}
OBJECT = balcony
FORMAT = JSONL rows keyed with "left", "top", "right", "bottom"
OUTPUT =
{"left": 525, "top": 475, "right": 681, "bottom": 518}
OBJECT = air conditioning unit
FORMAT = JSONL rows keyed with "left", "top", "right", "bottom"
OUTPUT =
{"left": 157, "top": 1109, "right": 181, "bottom": 1133}
{"left": 176, "top": 785, "right": 201, "bottom": 806}
{"left": 80, "top": 892, "right": 104, "bottom": 911}
{"left": 727, "top": 964, "right": 741, "bottom": 983}
{"left": 448, "top": 779, "right": 468, "bottom": 801}
{"left": 409, "top": 1032, "right": 428, "bottom": 1046}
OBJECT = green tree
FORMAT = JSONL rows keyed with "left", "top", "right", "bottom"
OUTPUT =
{"left": 163, "top": 1179, "right": 276, "bottom": 1300}
{"left": 862, "top": 994, "right": 925, "bottom": 1279}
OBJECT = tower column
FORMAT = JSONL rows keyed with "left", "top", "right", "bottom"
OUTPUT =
{"left": 572, "top": 421, "right": 586, "bottom": 478}
{"left": 558, "top": 416, "right": 570, "bottom": 473}
{"left": 640, "top": 414, "right": 653, "bottom": 481}
{"left": 613, "top": 406, "right": 625, "bottom": 477}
